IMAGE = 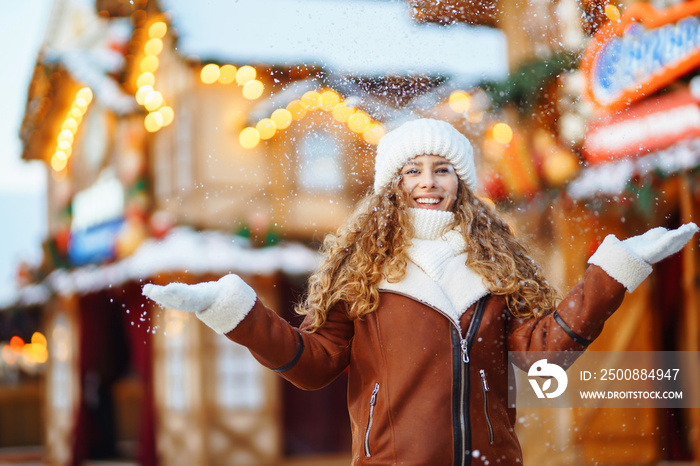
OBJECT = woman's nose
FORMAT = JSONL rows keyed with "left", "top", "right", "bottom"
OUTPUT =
{"left": 418, "top": 172, "right": 437, "bottom": 188}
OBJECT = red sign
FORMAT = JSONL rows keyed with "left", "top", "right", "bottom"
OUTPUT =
{"left": 581, "top": 1, "right": 700, "bottom": 113}
{"left": 583, "top": 88, "right": 700, "bottom": 164}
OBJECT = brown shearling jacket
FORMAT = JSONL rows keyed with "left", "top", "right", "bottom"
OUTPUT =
{"left": 226, "top": 264, "right": 625, "bottom": 465}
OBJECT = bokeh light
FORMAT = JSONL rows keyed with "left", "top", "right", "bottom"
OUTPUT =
{"left": 492, "top": 123, "right": 513, "bottom": 145}
{"left": 301, "top": 90, "right": 321, "bottom": 110}
{"left": 256, "top": 118, "right": 277, "bottom": 140}
{"left": 287, "top": 100, "right": 306, "bottom": 120}
{"left": 242, "top": 80, "right": 264, "bottom": 100}
{"left": 448, "top": 90, "right": 471, "bottom": 113}
{"left": 140, "top": 55, "right": 159, "bottom": 73}
{"left": 218, "top": 64, "right": 237, "bottom": 84}
{"left": 144, "top": 91, "right": 164, "bottom": 111}
{"left": 239, "top": 127, "right": 260, "bottom": 149}
{"left": 76, "top": 87, "right": 93, "bottom": 105}
{"left": 347, "top": 111, "right": 370, "bottom": 133}
{"left": 136, "top": 85, "right": 154, "bottom": 105}
{"left": 144, "top": 38, "right": 163, "bottom": 56}
{"left": 605, "top": 4, "right": 621, "bottom": 22}
{"left": 236, "top": 66, "right": 256, "bottom": 85}
{"left": 137, "top": 72, "right": 155, "bottom": 88}
{"left": 201, "top": 64, "right": 221, "bottom": 84}
{"left": 271, "top": 108, "right": 292, "bottom": 130}
{"left": 332, "top": 102, "right": 354, "bottom": 122}
{"left": 145, "top": 111, "right": 164, "bottom": 132}
{"left": 148, "top": 21, "right": 167, "bottom": 39}
{"left": 158, "top": 106, "right": 174, "bottom": 126}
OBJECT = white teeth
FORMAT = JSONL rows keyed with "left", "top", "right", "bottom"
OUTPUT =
{"left": 416, "top": 198, "right": 440, "bottom": 204}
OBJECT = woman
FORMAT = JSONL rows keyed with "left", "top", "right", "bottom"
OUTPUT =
{"left": 144, "top": 119, "right": 697, "bottom": 465}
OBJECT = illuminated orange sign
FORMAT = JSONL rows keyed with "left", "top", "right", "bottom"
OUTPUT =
{"left": 581, "top": 1, "right": 700, "bottom": 113}
{"left": 583, "top": 88, "right": 700, "bottom": 164}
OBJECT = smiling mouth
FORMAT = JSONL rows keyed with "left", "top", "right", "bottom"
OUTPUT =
{"left": 415, "top": 197, "right": 442, "bottom": 206}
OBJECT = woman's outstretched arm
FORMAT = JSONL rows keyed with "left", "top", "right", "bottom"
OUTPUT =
{"left": 143, "top": 275, "right": 354, "bottom": 390}
{"left": 508, "top": 222, "right": 698, "bottom": 356}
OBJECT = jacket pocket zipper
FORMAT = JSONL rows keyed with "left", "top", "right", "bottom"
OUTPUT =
{"left": 480, "top": 369, "right": 494, "bottom": 445}
{"left": 364, "top": 383, "right": 380, "bottom": 457}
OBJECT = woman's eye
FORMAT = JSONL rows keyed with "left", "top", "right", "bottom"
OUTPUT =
{"left": 436, "top": 168, "right": 450, "bottom": 174}
{"left": 404, "top": 169, "right": 419, "bottom": 175}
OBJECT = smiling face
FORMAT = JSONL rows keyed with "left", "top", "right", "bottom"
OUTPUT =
{"left": 399, "top": 155, "right": 459, "bottom": 212}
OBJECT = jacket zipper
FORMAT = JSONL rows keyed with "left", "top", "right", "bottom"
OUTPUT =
{"left": 383, "top": 290, "right": 486, "bottom": 466}
{"left": 459, "top": 334, "right": 469, "bottom": 466}
{"left": 480, "top": 369, "right": 494, "bottom": 445}
{"left": 364, "top": 382, "right": 380, "bottom": 457}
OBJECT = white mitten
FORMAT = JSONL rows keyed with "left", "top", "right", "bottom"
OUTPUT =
{"left": 621, "top": 223, "right": 698, "bottom": 264}
{"left": 588, "top": 222, "right": 699, "bottom": 293}
{"left": 143, "top": 274, "right": 257, "bottom": 334}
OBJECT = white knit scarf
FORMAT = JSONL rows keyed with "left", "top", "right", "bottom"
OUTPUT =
{"left": 378, "top": 208, "right": 490, "bottom": 325}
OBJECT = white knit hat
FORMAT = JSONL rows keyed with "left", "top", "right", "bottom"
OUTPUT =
{"left": 373, "top": 118, "right": 477, "bottom": 194}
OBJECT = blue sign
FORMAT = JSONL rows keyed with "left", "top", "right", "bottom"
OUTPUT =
{"left": 592, "top": 16, "right": 700, "bottom": 105}
{"left": 68, "top": 217, "right": 124, "bottom": 266}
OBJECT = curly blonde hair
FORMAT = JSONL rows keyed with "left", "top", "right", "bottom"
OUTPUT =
{"left": 296, "top": 178, "right": 559, "bottom": 332}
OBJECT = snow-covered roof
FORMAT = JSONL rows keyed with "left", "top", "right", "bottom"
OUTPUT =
{"left": 567, "top": 137, "right": 700, "bottom": 200}
{"left": 161, "top": 0, "right": 508, "bottom": 81}
{"left": 2, "top": 227, "right": 319, "bottom": 307}
{"left": 42, "top": 2, "right": 136, "bottom": 114}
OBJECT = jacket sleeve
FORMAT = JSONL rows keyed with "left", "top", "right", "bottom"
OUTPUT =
{"left": 507, "top": 231, "right": 655, "bottom": 358}
{"left": 507, "top": 264, "right": 625, "bottom": 357}
{"left": 225, "top": 299, "right": 354, "bottom": 391}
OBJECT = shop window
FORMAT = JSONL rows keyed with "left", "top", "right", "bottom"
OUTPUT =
{"left": 297, "top": 130, "right": 344, "bottom": 192}
{"left": 214, "top": 333, "right": 264, "bottom": 410}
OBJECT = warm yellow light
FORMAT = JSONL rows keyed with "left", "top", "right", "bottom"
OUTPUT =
{"left": 145, "top": 112, "right": 164, "bottom": 132}
{"left": 76, "top": 87, "right": 93, "bottom": 105}
{"left": 23, "top": 343, "right": 48, "bottom": 364}
{"left": 363, "top": 123, "right": 385, "bottom": 145}
{"left": 448, "top": 91, "right": 471, "bottom": 113}
{"left": 57, "top": 140, "right": 71, "bottom": 151}
{"left": 492, "top": 123, "right": 513, "bottom": 145}
{"left": 144, "top": 38, "right": 163, "bottom": 56}
{"left": 242, "top": 80, "right": 264, "bottom": 100}
{"left": 218, "top": 64, "right": 237, "bottom": 84}
{"left": 301, "top": 90, "right": 321, "bottom": 110}
{"left": 200, "top": 64, "right": 220, "bottom": 84}
{"left": 332, "top": 102, "right": 354, "bottom": 122}
{"left": 235, "top": 65, "right": 256, "bottom": 84}
{"left": 347, "top": 111, "right": 370, "bottom": 133}
{"left": 31, "top": 332, "right": 47, "bottom": 347}
{"left": 74, "top": 98, "right": 88, "bottom": 110}
{"left": 61, "top": 118, "right": 78, "bottom": 133}
{"left": 57, "top": 130, "right": 74, "bottom": 144}
{"left": 136, "top": 85, "right": 154, "bottom": 105}
{"left": 158, "top": 106, "right": 174, "bottom": 126}
{"left": 271, "top": 108, "right": 292, "bottom": 130}
{"left": 148, "top": 21, "right": 167, "bottom": 39}
{"left": 140, "top": 55, "right": 159, "bottom": 73}
{"left": 256, "top": 118, "right": 277, "bottom": 140}
{"left": 137, "top": 72, "right": 155, "bottom": 88}
{"left": 605, "top": 3, "right": 621, "bottom": 22}
{"left": 239, "top": 127, "right": 260, "bottom": 149}
{"left": 69, "top": 108, "right": 83, "bottom": 120}
{"left": 319, "top": 89, "right": 341, "bottom": 111}
{"left": 286, "top": 100, "right": 306, "bottom": 120}
{"left": 144, "top": 91, "right": 164, "bottom": 111}
{"left": 51, "top": 152, "right": 68, "bottom": 171}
